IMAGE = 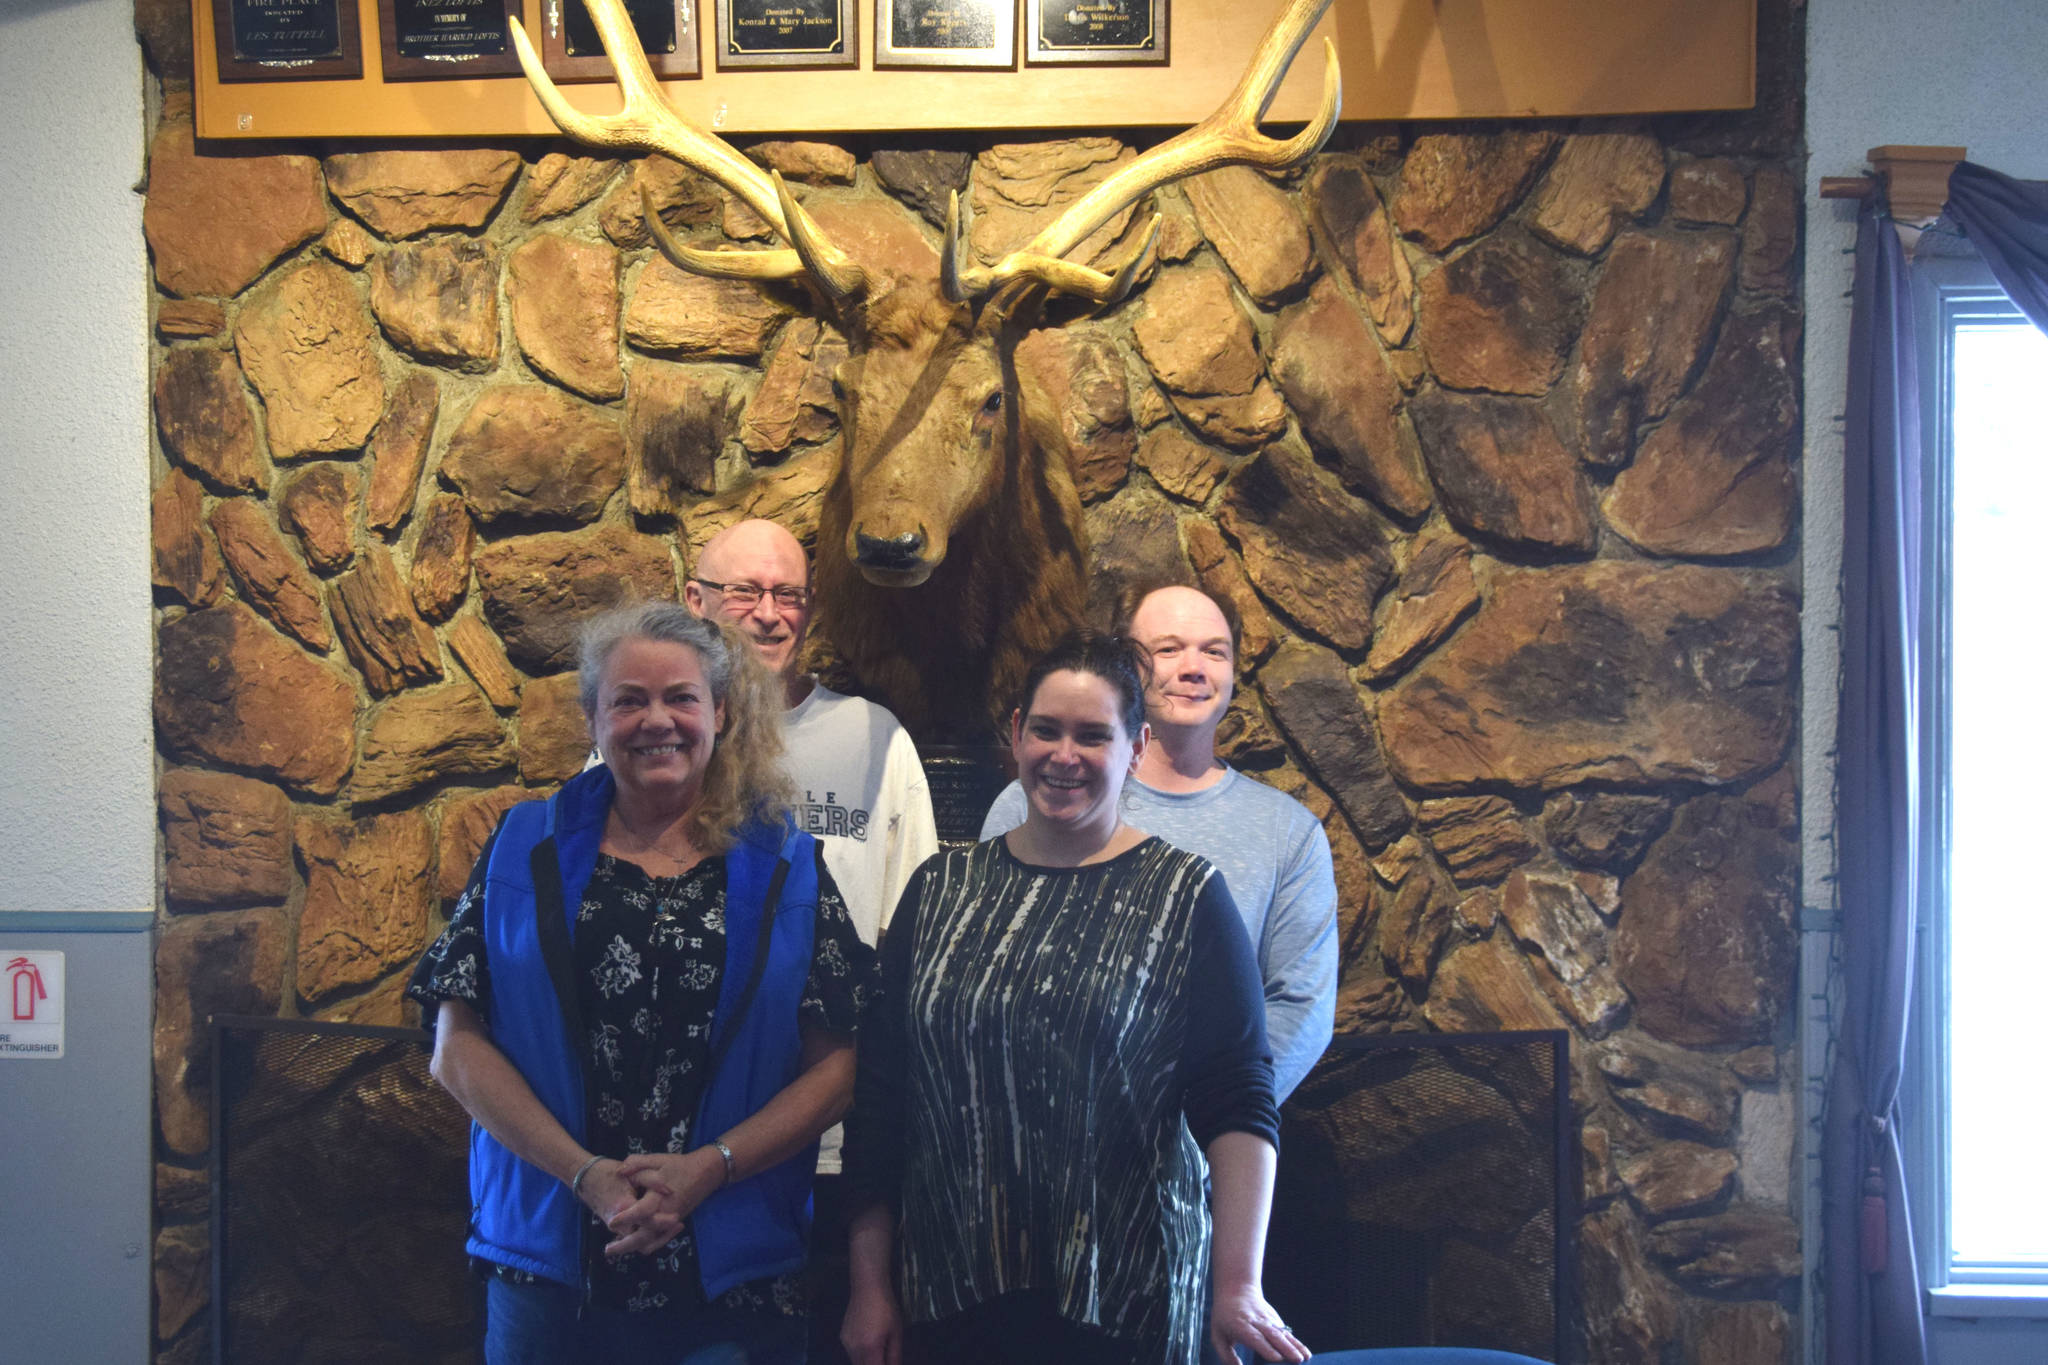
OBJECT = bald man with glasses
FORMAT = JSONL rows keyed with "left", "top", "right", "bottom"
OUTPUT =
{"left": 684, "top": 515, "right": 937, "bottom": 965}
{"left": 686, "top": 518, "right": 938, "bottom": 1365}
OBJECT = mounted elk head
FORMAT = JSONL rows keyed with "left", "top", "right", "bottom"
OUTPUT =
{"left": 510, "top": 0, "right": 1340, "bottom": 738}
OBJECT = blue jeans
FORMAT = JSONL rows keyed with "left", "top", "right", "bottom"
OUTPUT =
{"left": 485, "top": 1275, "right": 808, "bottom": 1365}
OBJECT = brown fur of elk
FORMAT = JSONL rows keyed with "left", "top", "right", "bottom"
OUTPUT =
{"left": 508, "top": 0, "right": 1341, "bottom": 739}
{"left": 816, "top": 275, "right": 1090, "bottom": 739}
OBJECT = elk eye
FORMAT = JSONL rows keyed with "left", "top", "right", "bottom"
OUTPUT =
{"left": 980, "top": 390, "right": 1004, "bottom": 417}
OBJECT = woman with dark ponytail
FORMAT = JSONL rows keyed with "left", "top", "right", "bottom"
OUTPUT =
{"left": 841, "top": 633, "right": 1305, "bottom": 1365}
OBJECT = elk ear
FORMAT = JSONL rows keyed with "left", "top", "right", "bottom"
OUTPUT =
{"left": 1040, "top": 289, "right": 1108, "bottom": 331}
{"left": 985, "top": 280, "right": 1051, "bottom": 336}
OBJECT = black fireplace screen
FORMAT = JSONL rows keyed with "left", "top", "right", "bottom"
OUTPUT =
{"left": 210, "top": 1015, "right": 477, "bottom": 1364}
{"left": 207, "top": 1017, "right": 1572, "bottom": 1361}
{"left": 1263, "top": 1029, "right": 1576, "bottom": 1362}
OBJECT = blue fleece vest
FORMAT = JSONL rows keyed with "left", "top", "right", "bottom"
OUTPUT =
{"left": 466, "top": 766, "right": 821, "bottom": 1300}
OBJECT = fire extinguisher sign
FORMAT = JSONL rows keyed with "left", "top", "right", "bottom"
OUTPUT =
{"left": 1, "top": 950, "right": 64, "bottom": 1059}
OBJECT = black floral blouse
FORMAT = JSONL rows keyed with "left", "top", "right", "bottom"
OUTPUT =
{"left": 408, "top": 843, "right": 875, "bottom": 1317}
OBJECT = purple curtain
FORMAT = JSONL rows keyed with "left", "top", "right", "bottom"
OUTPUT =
{"left": 1945, "top": 160, "right": 2048, "bottom": 335}
{"left": 1824, "top": 189, "right": 1928, "bottom": 1365}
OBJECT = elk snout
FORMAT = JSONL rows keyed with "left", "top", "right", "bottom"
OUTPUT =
{"left": 853, "top": 527, "right": 934, "bottom": 585}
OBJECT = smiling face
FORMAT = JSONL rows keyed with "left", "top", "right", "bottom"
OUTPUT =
{"left": 1129, "top": 586, "right": 1236, "bottom": 739}
{"left": 588, "top": 636, "right": 724, "bottom": 812}
{"left": 1012, "top": 668, "right": 1148, "bottom": 841}
{"left": 685, "top": 519, "right": 813, "bottom": 686}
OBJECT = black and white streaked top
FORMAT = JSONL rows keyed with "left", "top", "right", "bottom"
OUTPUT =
{"left": 845, "top": 835, "right": 1280, "bottom": 1365}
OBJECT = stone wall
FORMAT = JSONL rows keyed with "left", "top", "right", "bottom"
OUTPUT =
{"left": 140, "top": 3, "right": 1805, "bottom": 1360}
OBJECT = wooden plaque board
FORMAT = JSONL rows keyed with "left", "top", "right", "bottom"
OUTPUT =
{"left": 193, "top": 0, "right": 1756, "bottom": 140}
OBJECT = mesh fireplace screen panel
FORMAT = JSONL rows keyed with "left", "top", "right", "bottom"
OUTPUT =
{"left": 211, "top": 1016, "right": 477, "bottom": 1364}
{"left": 1264, "top": 1029, "right": 1574, "bottom": 1362}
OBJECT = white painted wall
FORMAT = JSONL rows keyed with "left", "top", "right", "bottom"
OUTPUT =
{"left": 1803, "top": 2, "right": 2048, "bottom": 1361}
{"left": 0, "top": 0, "right": 153, "bottom": 918}
{"left": 0, "top": 1, "right": 154, "bottom": 1359}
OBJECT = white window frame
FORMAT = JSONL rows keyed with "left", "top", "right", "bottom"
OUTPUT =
{"left": 1905, "top": 249, "right": 2048, "bottom": 1319}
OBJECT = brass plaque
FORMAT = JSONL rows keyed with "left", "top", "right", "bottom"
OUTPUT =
{"left": 213, "top": 0, "right": 365, "bottom": 81}
{"left": 875, "top": 0, "right": 1016, "bottom": 69}
{"left": 378, "top": 0, "right": 524, "bottom": 79}
{"left": 717, "top": 0, "right": 857, "bottom": 69}
{"left": 1026, "top": 0, "right": 1165, "bottom": 65}
{"left": 540, "top": 0, "right": 700, "bottom": 81}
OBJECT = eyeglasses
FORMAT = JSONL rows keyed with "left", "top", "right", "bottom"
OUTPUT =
{"left": 692, "top": 578, "right": 810, "bottom": 610}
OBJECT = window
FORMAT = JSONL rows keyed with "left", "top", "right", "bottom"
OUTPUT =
{"left": 1908, "top": 253, "right": 2048, "bottom": 1309}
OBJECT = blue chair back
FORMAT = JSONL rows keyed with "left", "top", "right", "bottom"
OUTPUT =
{"left": 1308, "top": 1350, "right": 1553, "bottom": 1365}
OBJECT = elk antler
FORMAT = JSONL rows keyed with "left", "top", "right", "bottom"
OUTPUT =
{"left": 944, "top": 0, "right": 1342, "bottom": 306}
{"left": 509, "top": 0, "right": 866, "bottom": 306}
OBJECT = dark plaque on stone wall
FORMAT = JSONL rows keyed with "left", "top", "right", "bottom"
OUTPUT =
{"left": 717, "top": 0, "right": 857, "bottom": 69}
{"left": 378, "top": 0, "right": 523, "bottom": 79}
{"left": 1025, "top": 0, "right": 1165, "bottom": 65}
{"left": 213, "top": 0, "right": 366, "bottom": 81}
{"left": 541, "top": 0, "right": 700, "bottom": 81}
{"left": 920, "top": 745, "right": 1014, "bottom": 849}
{"left": 875, "top": 0, "right": 1015, "bottom": 69}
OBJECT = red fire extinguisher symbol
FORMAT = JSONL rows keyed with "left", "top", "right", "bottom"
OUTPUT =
{"left": 8, "top": 956, "right": 47, "bottom": 1021}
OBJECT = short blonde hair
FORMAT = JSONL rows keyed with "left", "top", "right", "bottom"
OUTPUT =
{"left": 577, "top": 603, "right": 795, "bottom": 853}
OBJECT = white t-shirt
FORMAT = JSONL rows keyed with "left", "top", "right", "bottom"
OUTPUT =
{"left": 784, "top": 680, "right": 939, "bottom": 1171}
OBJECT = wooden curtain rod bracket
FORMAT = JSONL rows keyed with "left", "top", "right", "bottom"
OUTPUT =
{"left": 1853, "top": 144, "right": 1968, "bottom": 224}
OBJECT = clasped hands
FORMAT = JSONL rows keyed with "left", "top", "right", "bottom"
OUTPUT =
{"left": 572, "top": 1148, "right": 727, "bottom": 1258}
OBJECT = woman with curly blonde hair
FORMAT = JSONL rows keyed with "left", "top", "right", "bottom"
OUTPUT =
{"left": 412, "top": 601, "right": 876, "bottom": 1364}
{"left": 574, "top": 603, "right": 796, "bottom": 850}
